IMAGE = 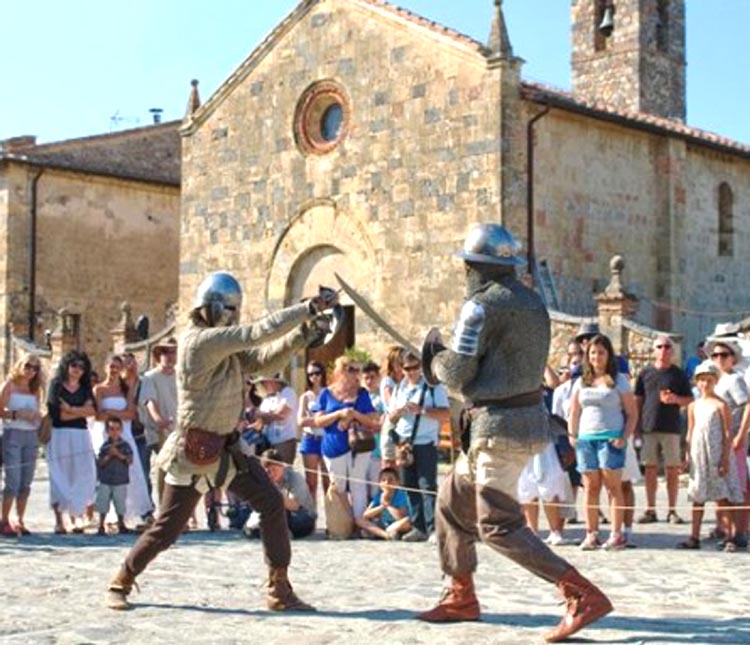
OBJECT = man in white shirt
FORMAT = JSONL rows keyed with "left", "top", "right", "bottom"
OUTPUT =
{"left": 388, "top": 350, "right": 450, "bottom": 542}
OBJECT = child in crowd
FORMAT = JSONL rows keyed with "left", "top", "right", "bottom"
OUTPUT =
{"left": 679, "top": 361, "right": 732, "bottom": 549}
{"left": 357, "top": 467, "right": 411, "bottom": 540}
{"left": 95, "top": 416, "right": 133, "bottom": 536}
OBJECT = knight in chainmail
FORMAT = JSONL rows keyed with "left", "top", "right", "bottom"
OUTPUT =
{"left": 106, "top": 271, "right": 335, "bottom": 612}
{"left": 418, "top": 224, "right": 612, "bottom": 644}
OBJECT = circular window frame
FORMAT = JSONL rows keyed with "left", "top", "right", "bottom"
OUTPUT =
{"left": 294, "top": 80, "right": 351, "bottom": 156}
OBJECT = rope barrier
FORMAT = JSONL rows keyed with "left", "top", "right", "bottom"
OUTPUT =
{"left": 5, "top": 433, "right": 750, "bottom": 514}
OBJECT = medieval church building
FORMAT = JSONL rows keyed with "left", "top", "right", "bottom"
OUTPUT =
{"left": 177, "top": 0, "right": 749, "bottom": 381}
{"left": 3, "top": 0, "right": 748, "bottom": 378}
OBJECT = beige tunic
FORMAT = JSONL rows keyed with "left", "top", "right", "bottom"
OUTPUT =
{"left": 158, "top": 302, "right": 312, "bottom": 492}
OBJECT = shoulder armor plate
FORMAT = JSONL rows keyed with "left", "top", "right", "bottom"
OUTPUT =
{"left": 451, "top": 300, "right": 485, "bottom": 356}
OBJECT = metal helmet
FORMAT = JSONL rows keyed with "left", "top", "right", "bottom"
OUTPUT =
{"left": 454, "top": 223, "right": 525, "bottom": 267}
{"left": 193, "top": 271, "right": 242, "bottom": 326}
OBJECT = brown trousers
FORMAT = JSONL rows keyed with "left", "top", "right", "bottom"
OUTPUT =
{"left": 125, "top": 454, "right": 290, "bottom": 577}
{"left": 436, "top": 442, "right": 570, "bottom": 584}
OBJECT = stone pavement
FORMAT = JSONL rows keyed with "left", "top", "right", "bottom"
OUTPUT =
{"left": 0, "top": 462, "right": 748, "bottom": 645}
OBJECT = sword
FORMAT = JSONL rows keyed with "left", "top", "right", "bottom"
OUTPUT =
{"left": 334, "top": 273, "right": 421, "bottom": 357}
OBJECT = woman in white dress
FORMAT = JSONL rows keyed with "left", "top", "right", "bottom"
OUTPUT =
{"left": 93, "top": 355, "right": 153, "bottom": 523}
{"left": 47, "top": 351, "right": 97, "bottom": 534}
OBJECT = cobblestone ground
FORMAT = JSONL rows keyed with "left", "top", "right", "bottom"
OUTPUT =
{"left": 1, "top": 462, "right": 748, "bottom": 644}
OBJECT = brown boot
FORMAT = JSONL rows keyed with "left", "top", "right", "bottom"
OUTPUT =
{"left": 417, "top": 574, "right": 480, "bottom": 623}
{"left": 106, "top": 566, "right": 137, "bottom": 610}
{"left": 266, "top": 567, "right": 316, "bottom": 612}
{"left": 545, "top": 568, "right": 613, "bottom": 643}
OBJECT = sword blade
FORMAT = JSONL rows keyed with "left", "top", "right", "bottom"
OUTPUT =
{"left": 334, "top": 273, "right": 421, "bottom": 357}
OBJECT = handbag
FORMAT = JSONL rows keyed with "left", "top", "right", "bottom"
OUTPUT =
{"left": 324, "top": 477, "right": 354, "bottom": 539}
{"left": 38, "top": 414, "right": 52, "bottom": 445}
{"left": 348, "top": 421, "right": 376, "bottom": 454}
{"left": 395, "top": 383, "right": 431, "bottom": 469}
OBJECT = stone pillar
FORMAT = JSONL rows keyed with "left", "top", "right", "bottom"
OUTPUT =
{"left": 595, "top": 255, "right": 638, "bottom": 355}
{"left": 49, "top": 309, "right": 81, "bottom": 365}
{"left": 110, "top": 301, "right": 138, "bottom": 353}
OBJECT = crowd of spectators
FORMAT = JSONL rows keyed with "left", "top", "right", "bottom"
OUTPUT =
{"left": 0, "top": 325, "right": 749, "bottom": 554}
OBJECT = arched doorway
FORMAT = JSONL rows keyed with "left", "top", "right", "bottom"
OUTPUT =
{"left": 265, "top": 201, "right": 376, "bottom": 391}
{"left": 285, "top": 245, "right": 355, "bottom": 385}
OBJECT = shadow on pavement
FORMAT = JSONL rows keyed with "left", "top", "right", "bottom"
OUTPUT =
{"left": 132, "top": 603, "right": 750, "bottom": 642}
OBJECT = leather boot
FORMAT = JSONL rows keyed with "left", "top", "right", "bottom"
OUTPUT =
{"left": 545, "top": 567, "right": 613, "bottom": 643}
{"left": 417, "top": 574, "right": 480, "bottom": 622}
{"left": 266, "top": 567, "right": 316, "bottom": 612}
{"left": 106, "top": 566, "right": 137, "bottom": 610}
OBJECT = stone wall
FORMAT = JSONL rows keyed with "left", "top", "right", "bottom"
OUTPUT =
{"left": 0, "top": 163, "right": 180, "bottom": 372}
{"left": 526, "top": 106, "right": 750, "bottom": 352}
{"left": 571, "top": 0, "right": 685, "bottom": 120}
{"left": 180, "top": 0, "right": 507, "bottom": 375}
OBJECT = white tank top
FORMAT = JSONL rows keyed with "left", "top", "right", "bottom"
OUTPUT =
{"left": 5, "top": 391, "right": 39, "bottom": 431}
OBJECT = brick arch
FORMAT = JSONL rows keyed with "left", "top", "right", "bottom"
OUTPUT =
{"left": 265, "top": 200, "right": 376, "bottom": 307}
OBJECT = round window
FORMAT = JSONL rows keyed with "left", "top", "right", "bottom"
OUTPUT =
{"left": 294, "top": 81, "right": 350, "bottom": 155}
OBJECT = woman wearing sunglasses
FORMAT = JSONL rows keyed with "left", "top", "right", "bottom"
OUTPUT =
{"left": 0, "top": 355, "right": 44, "bottom": 536}
{"left": 297, "top": 361, "right": 329, "bottom": 501}
{"left": 312, "top": 356, "right": 380, "bottom": 522}
{"left": 708, "top": 339, "right": 749, "bottom": 551}
{"left": 47, "top": 350, "right": 97, "bottom": 534}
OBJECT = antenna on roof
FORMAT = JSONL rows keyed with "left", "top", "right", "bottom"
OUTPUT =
{"left": 109, "top": 110, "right": 141, "bottom": 131}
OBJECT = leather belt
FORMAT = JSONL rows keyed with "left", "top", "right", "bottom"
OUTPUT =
{"left": 469, "top": 390, "right": 542, "bottom": 410}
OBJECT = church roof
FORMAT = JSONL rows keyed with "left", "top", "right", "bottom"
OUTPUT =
{"left": 522, "top": 81, "right": 750, "bottom": 160}
{"left": 183, "top": 0, "right": 488, "bottom": 134}
{"left": 0, "top": 121, "right": 182, "bottom": 186}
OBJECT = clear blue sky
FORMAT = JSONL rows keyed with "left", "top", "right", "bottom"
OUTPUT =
{"left": 1, "top": 1, "right": 748, "bottom": 144}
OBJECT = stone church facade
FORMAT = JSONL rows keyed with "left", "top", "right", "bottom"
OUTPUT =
{"left": 178, "top": 0, "right": 749, "bottom": 383}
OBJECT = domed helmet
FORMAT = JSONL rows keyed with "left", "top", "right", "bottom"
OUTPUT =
{"left": 193, "top": 271, "right": 242, "bottom": 326}
{"left": 454, "top": 223, "right": 525, "bottom": 267}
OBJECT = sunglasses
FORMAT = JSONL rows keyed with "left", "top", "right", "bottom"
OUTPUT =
{"left": 712, "top": 352, "right": 731, "bottom": 359}
{"left": 23, "top": 363, "right": 39, "bottom": 371}
{"left": 346, "top": 366, "right": 361, "bottom": 374}
{"left": 307, "top": 371, "right": 323, "bottom": 377}
{"left": 403, "top": 364, "right": 421, "bottom": 372}
{"left": 70, "top": 362, "right": 85, "bottom": 369}
{"left": 655, "top": 344, "right": 672, "bottom": 350}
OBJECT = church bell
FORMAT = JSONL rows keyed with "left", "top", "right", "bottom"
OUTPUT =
{"left": 598, "top": 3, "right": 615, "bottom": 38}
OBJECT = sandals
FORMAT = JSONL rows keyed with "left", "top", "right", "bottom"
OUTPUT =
{"left": 579, "top": 534, "right": 602, "bottom": 551}
{"left": 637, "top": 510, "right": 658, "bottom": 524}
{"left": 677, "top": 537, "right": 701, "bottom": 549}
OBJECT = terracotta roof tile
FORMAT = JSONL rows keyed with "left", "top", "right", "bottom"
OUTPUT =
{"left": 1, "top": 121, "right": 181, "bottom": 185}
{"left": 522, "top": 81, "right": 750, "bottom": 158}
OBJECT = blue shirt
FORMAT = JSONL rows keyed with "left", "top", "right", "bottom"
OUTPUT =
{"left": 312, "top": 387, "right": 375, "bottom": 458}
{"left": 370, "top": 488, "right": 409, "bottom": 527}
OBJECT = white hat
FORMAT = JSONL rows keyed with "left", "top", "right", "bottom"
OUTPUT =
{"left": 712, "top": 322, "right": 740, "bottom": 337}
{"left": 706, "top": 338, "right": 741, "bottom": 360}
{"left": 694, "top": 360, "right": 720, "bottom": 379}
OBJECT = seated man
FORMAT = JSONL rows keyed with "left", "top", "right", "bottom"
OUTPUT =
{"left": 250, "top": 449, "right": 317, "bottom": 539}
{"left": 357, "top": 467, "right": 411, "bottom": 540}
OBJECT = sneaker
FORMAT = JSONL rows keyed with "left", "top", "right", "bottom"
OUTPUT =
{"left": 667, "top": 511, "right": 685, "bottom": 525}
{"left": 402, "top": 528, "right": 428, "bottom": 542}
{"left": 546, "top": 531, "right": 565, "bottom": 547}
{"left": 428, "top": 532, "right": 438, "bottom": 545}
{"left": 602, "top": 534, "right": 627, "bottom": 551}
{"left": 637, "top": 510, "right": 658, "bottom": 524}
{"left": 579, "top": 533, "right": 601, "bottom": 551}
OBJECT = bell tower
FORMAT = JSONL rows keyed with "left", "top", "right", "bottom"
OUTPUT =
{"left": 571, "top": 0, "right": 686, "bottom": 121}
